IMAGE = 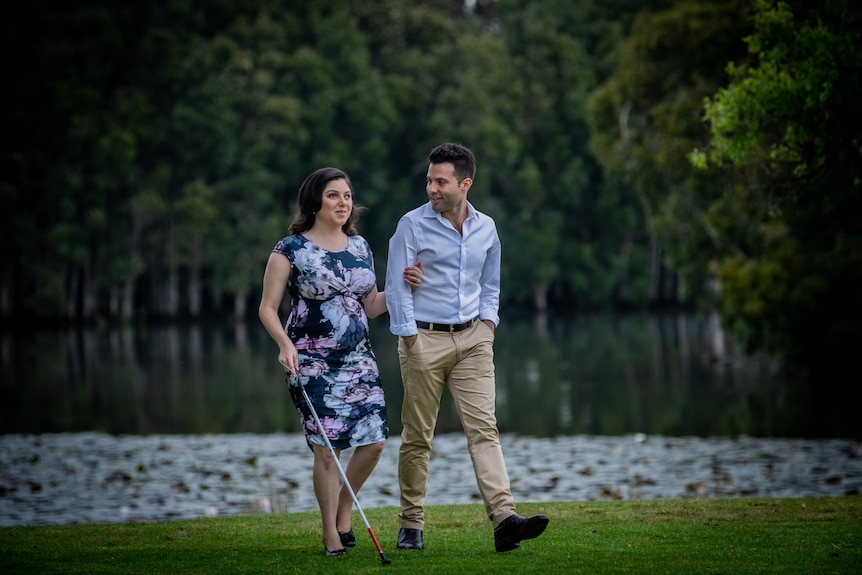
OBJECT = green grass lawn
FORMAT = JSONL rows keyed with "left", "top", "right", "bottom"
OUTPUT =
{"left": 2, "top": 497, "right": 860, "bottom": 574}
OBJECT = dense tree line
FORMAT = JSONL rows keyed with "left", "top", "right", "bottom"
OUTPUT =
{"left": 3, "top": 0, "right": 859, "bottom": 380}
{"left": 590, "top": 0, "right": 861, "bottom": 380}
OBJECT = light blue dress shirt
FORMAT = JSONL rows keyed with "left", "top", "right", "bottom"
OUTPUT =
{"left": 385, "top": 201, "right": 501, "bottom": 337}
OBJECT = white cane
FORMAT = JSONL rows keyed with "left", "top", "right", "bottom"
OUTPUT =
{"left": 282, "top": 362, "right": 392, "bottom": 565}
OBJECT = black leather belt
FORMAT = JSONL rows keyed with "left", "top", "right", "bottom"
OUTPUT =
{"left": 416, "top": 317, "right": 477, "bottom": 333}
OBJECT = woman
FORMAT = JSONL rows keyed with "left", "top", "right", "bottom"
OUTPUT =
{"left": 258, "top": 167, "right": 422, "bottom": 556}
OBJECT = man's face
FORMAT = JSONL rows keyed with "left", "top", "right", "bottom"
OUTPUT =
{"left": 426, "top": 162, "right": 469, "bottom": 215}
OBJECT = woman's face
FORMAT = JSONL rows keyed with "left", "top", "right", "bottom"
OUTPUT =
{"left": 316, "top": 178, "right": 353, "bottom": 228}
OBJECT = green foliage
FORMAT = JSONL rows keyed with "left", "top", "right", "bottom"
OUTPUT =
{"left": 493, "top": 0, "right": 666, "bottom": 308}
{"left": 9, "top": 0, "right": 856, "bottom": 390}
{"left": 588, "top": 0, "right": 753, "bottom": 304}
{"left": 4, "top": 0, "right": 667, "bottom": 319}
{"left": 694, "top": 0, "right": 862, "bottom": 378}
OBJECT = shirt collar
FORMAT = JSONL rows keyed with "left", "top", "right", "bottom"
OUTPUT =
{"left": 421, "top": 201, "right": 477, "bottom": 221}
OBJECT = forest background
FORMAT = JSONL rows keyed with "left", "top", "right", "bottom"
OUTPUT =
{"left": 2, "top": 0, "right": 859, "bottom": 386}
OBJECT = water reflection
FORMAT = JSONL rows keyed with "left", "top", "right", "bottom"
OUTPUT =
{"left": 0, "top": 312, "right": 855, "bottom": 438}
{"left": 492, "top": 311, "right": 783, "bottom": 437}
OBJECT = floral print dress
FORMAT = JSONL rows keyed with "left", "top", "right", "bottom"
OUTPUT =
{"left": 274, "top": 233, "right": 388, "bottom": 450}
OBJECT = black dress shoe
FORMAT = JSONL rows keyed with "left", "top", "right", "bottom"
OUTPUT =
{"left": 396, "top": 527, "right": 424, "bottom": 549}
{"left": 339, "top": 529, "right": 356, "bottom": 548}
{"left": 325, "top": 547, "right": 348, "bottom": 556}
{"left": 493, "top": 513, "right": 549, "bottom": 552}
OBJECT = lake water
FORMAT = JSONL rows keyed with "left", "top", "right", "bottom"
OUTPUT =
{"left": 1, "top": 311, "right": 859, "bottom": 526}
{"left": 2, "top": 311, "right": 855, "bottom": 438}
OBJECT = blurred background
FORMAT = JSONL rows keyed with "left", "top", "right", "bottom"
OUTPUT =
{"left": 2, "top": 0, "right": 860, "bottom": 439}
{"left": 1, "top": 311, "right": 854, "bottom": 439}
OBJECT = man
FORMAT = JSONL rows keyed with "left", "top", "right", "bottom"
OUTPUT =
{"left": 384, "top": 143, "right": 548, "bottom": 552}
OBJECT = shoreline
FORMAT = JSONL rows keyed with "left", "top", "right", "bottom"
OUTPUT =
{"left": 1, "top": 432, "right": 859, "bottom": 526}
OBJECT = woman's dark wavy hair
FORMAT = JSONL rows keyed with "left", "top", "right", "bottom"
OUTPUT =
{"left": 288, "top": 167, "right": 363, "bottom": 236}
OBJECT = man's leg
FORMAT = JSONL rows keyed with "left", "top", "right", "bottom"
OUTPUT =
{"left": 450, "top": 322, "right": 548, "bottom": 552}
{"left": 447, "top": 321, "right": 516, "bottom": 527}
{"left": 397, "top": 331, "right": 450, "bottom": 529}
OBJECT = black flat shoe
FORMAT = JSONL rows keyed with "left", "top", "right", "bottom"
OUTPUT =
{"left": 494, "top": 513, "right": 549, "bottom": 552}
{"left": 396, "top": 527, "right": 424, "bottom": 550}
{"left": 339, "top": 529, "right": 356, "bottom": 548}
{"left": 325, "top": 547, "right": 348, "bottom": 557}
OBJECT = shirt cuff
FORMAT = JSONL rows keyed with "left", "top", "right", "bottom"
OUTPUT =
{"left": 479, "top": 311, "right": 499, "bottom": 327}
{"left": 390, "top": 321, "right": 418, "bottom": 337}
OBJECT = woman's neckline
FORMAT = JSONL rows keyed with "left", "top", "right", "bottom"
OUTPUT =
{"left": 300, "top": 232, "right": 349, "bottom": 253}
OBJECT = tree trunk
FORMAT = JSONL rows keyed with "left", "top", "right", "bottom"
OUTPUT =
{"left": 164, "top": 223, "right": 179, "bottom": 317}
{"left": 121, "top": 279, "right": 135, "bottom": 320}
{"left": 233, "top": 290, "right": 247, "bottom": 321}
{"left": 210, "top": 287, "right": 223, "bottom": 314}
{"left": 649, "top": 242, "right": 662, "bottom": 304}
{"left": 188, "top": 235, "right": 202, "bottom": 317}
{"left": 81, "top": 257, "right": 97, "bottom": 320}
{"left": 65, "top": 263, "right": 79, "bottom": 319}
{"left": 0, "top": 271, "right": 9, "bottom": 317}
{"left": 109, "top": 285, "right": 120, "bottom": 317}
{"left": 533, "top": 282, "right": 548, "bottom": 312}
{"left": 166, "top": 262, "right": 179, "bottom": 317}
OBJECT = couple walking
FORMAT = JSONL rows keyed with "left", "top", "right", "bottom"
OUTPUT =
{"left": 258, "top": 143, "right": 548, "bottom": 557}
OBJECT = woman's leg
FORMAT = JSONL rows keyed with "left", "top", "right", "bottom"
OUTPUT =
{"left": 312, "top": 444, "right": 343, "bottom": 551}
{"left": 336, "top": 441, "right": 385, "bottom": 532}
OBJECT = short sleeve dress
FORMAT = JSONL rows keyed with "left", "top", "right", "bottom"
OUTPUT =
{"left": 273, "top": 233, "right": 388, "bottom": 450}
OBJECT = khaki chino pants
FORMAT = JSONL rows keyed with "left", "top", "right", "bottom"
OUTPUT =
{"left": 397, "top": 320, "right": 516, "bottom": 529}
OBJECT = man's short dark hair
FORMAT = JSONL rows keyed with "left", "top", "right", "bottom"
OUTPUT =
{"left": 429, "top": 143, "right": 476, "bottom": 182}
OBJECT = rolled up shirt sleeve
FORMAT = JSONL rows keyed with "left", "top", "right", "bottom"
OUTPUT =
{"left": 385, "top": 216, "right": 418, "bottom": 336}
{"left": 478, "top": 230, "right": 501, "bottom": 327}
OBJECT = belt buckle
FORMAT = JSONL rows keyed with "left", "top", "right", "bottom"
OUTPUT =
{"left": 450, "top": 323, "right": 455, "bottom": 334}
